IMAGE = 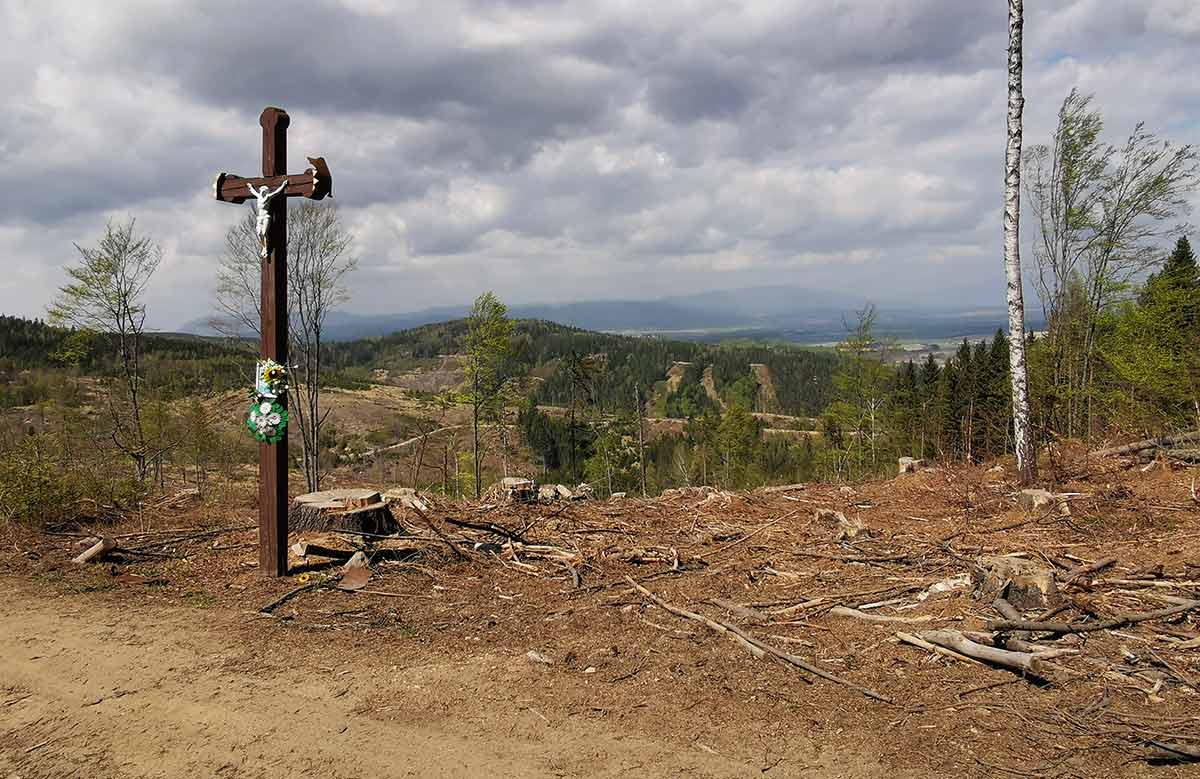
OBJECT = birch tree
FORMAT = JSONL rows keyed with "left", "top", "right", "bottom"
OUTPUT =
{"left": 825, "top": 306, "right": 892, "bottom": 479}
{"left": 48, "top": 218, "right": 162, "bottom": 481}
{"left": 1004, "top": 0, "right": 1036, "bottom": 483}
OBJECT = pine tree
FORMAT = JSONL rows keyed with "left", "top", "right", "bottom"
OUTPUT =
{"left": 918, "top": 355, "right": 941, "bottom": 458}
{"left": 1149, "top": 236, "right": 1198, "bottom": 295}
{"left": 891, "top": 360, "right": 920, "bottom": 456}
{"left": 986, "top": 331, "right": 1012, "bottom": 456}
{"left": 717, "top": 402, "right": 762, "bottom": 489}
{"left": 1106, "top": 235, "right": 1200, "bottom": 430}
{"left": 935, "top": 360, "right": 959, "bottom": 458}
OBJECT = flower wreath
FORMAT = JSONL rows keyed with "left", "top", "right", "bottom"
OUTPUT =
{"left": 247, "top": 398, "right": 289, "bottom": 444}
{"left": 246, "top": 360, "right": 290, "bottom": 444}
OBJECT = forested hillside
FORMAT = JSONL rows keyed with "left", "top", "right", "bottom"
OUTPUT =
{"left": 0, "top": 316, "right": 246, "bottom": 407}
{"left": 326, "top": 318, "right": 838, "bottom": 417}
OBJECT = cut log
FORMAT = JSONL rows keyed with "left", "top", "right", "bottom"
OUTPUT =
{"left": 290, "top": 489, "right": 398, "bottom": 535}
{"left": 72, "top": 537, "right": 115, "bottom": 564}
{"left": 917, "top": 629, "right": 1046, "bottom": 676}
{"left": 1126, "top": 562, "right": 1164, "bottom": 580}
{"left": 1093, "top": 430, "right": 1200, "bottom": 458}
{"left": 763, "top": 483, "right": 807, "bottom": 494}
{"left": 992, "top": 597, "right": 1032, "bottom": 642}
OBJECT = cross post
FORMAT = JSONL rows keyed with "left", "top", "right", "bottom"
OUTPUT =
{"left": 213, "top": 106, "right": 333, "bottom": 576}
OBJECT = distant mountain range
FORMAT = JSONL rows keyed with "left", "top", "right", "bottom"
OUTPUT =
{"left": 181, "top": 285, "right": 1038, "bottom": 344}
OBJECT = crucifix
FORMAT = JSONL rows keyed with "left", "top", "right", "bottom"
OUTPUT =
{"left": 213, "top": 106, "right": 333, "bottom": 576}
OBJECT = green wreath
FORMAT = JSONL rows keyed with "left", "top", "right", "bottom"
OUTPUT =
{"left": 247, "top": 398, "right": 289, "bottom": 444}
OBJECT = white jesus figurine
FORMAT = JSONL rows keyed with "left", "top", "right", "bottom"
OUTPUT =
{"left": 250, "top": 178, "right": 288, "bottom": 259}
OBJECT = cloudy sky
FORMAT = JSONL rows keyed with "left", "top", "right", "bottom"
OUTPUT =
{"left": 2, "top": 0, "right": 1199, "bottom": 329}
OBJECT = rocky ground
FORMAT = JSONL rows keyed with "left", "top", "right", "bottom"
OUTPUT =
{"left": 1, "top": 452, "right": 1198, "bottom": 778}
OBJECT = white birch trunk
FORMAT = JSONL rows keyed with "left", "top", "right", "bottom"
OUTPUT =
{"left": 1004, "top": 0, "right": 1037, "bottom": 483}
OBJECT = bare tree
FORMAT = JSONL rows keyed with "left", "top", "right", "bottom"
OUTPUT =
{"left": 48, "top": 218, "right": 162, "bottom": 481}
{"left": 1004, "top": 0, "right": 1036, "bottom": 483}
{"left": 212, "top": 202, "right": 356, "bottom": 491}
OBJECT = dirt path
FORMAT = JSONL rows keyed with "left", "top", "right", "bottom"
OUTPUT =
{"left": 0, "top": 581, "right": 810, "bottom": 779}
{"left": 361, "top": 424, "right": 469, "bottom": 459}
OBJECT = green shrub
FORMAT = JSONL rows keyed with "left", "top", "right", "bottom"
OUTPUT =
{"left": 0, "top": 434, "right": 143, "bottom": 528}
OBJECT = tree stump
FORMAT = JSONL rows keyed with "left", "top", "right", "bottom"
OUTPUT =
{"left": 814, "top": 508, "right": 872, "bottom": 541}
{"left": 484, "top": 478, "right": 536, "bottom": 503}
{"left": 972, "top": 555, "right": 1062, "bottom": 611}
{"left": 289, "top": 489, "right": 398, "bottom": 535}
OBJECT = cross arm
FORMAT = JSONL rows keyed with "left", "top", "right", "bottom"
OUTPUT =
{"left": 213, "top": 156, "right": 333, "bottom": 204}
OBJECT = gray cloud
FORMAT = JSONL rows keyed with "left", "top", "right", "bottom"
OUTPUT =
{"left": 1, "top": 0, "right": 1198, "bottom": 329}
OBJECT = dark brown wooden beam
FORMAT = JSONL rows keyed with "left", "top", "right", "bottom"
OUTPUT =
{"left": 213, "top": 157, "right": 331, "bottom": 204}
{"left": 259, "top": 106, "right": 290, "bottom": 578}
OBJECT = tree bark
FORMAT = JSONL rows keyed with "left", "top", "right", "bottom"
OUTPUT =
{"left": 1004, "top": 0, "right": 1037, "bottom": 484}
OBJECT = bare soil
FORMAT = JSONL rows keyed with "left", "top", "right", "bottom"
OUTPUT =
{"left": 2, "top": 453, "right": 1199, "bottom": 778}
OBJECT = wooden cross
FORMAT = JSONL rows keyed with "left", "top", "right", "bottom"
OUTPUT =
{"left": 213, "top": 106, "right": 333, "bottom": 577}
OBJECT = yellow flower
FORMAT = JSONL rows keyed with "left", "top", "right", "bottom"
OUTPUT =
{"left": 297, "top": 573, "right": 311, "bottom": 584}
